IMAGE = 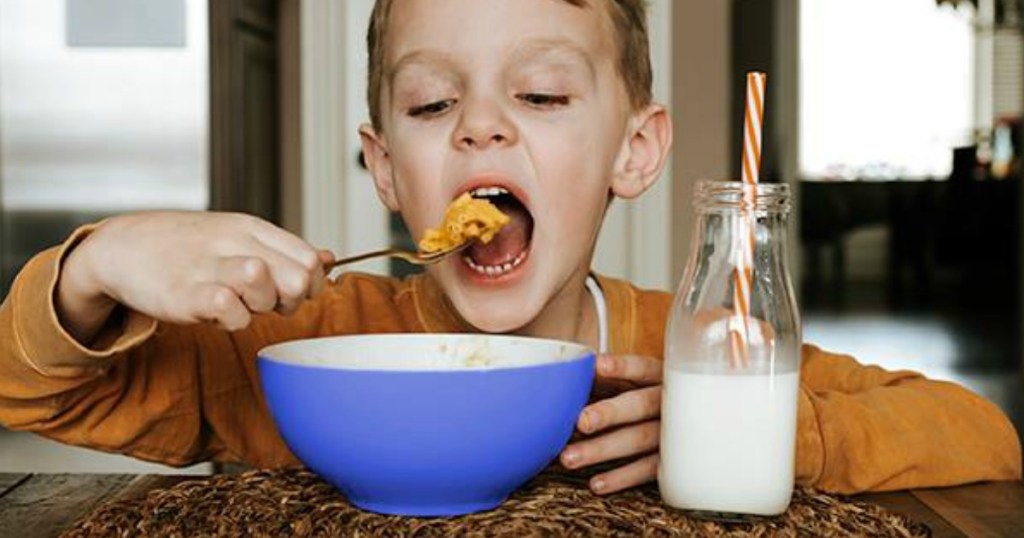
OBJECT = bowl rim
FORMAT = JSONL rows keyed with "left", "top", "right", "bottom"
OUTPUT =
{"left": 257, "top": 333, "right": 596, "bottom": 373}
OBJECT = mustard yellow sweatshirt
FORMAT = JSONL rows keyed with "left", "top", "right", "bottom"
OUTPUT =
{"left": 0, "top": 228, "right": 1019, "bottom": 493}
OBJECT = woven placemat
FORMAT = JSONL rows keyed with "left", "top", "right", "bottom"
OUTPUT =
{"left": 62, "top": 468, "right": 929, "bottom": 537}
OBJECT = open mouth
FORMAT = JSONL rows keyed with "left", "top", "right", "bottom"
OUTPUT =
{"left": 460, "top": 185, "right": 534, "bottom": 278}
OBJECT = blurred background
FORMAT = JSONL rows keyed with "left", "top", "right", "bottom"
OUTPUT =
{"left": 0, "top": 0, "right": 1021, "bottom": 473}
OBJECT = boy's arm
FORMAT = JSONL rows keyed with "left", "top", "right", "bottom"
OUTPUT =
{"left": 795, "top": 344, "right": 1022, "bottom": 493}
{"left": 0, "top": 230, "right": 325, "bottom": 466}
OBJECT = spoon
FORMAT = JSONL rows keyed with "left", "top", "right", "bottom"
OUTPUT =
{"left": 324, "top": 241, "right": 473, "bottom": 273}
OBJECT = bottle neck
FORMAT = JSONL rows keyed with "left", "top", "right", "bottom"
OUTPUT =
{"left": 692, "top": 180, "right": 791, "bottom": 216}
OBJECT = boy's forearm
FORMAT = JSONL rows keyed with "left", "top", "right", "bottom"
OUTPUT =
{"left": 804, "top": 379, "right": 1020, "bottom": 493}
{"left": 1, "top": 226, "right": 154, "bottom": 379}
{"left": 0, "top": 278, "right": 206, "bottom": 464}
{"left": 796, "top": 345, "right": 1023, "bottom": 493}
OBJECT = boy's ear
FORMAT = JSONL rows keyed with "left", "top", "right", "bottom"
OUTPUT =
{"left": 359, "top": 124, "right": 400, "bottom": 211}
{"left": 611, "top": 104, "right": 673, "bottom": 200}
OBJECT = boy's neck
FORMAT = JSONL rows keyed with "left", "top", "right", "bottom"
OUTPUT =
{"left": 512, "top": 271, "right": 600, "bottom": 351}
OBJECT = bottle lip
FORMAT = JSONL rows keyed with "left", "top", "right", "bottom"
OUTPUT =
{"left": 693, "top": 180, "right": 791, "bottom": 213}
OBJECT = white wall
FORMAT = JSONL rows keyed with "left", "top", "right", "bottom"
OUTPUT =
{"left": 298, "top": 0, "right": 354, "bottom": 262}
{"left": 591, "top": 0, "right": 674, "bottom": 291}
{"left": 670, "top": 1, "right": 734, "bottom": 285}
{"left": 341, "top": 0, "right": 390, "bottom": 275}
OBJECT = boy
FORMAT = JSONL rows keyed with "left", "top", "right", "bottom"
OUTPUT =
{"left": 0, "top": 0, "right": 1019, "bottom": 497}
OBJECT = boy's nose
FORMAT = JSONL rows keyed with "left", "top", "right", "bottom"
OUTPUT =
{"left": 452, "top": 99, "right": 518, "bottom": 151}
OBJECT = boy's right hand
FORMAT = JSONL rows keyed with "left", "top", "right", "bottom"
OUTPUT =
{"left": 57, "top": 211, "right": 334, "bottom": 342}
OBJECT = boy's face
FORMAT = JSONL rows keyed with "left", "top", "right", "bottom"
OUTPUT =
{"left": 362, "top": 0, "right": 666, "bottom": 333}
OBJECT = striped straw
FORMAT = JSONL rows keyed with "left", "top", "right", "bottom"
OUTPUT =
{"left": 730, "top": 72, "right": 767, "bottom": 368}
{"left": 742, "top": 72, "right": 767, "bottom": 186}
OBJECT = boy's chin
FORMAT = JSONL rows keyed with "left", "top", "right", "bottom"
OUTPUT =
{"left": 448, "top": 292, "right": 542, "bottom": 333}
{"left": 427, "top": 257, "right": 546, "bottom": 333}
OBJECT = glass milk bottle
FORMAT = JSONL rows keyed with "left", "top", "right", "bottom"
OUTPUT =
{"left": 659, "top": 181, "right": 801, "bottom": 518}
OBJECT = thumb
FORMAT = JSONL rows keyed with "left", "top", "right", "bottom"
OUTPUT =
{"left": 317, "top": 249, "right": 336, "bottom": 265}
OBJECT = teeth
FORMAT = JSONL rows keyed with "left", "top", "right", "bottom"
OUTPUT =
{"left": 462, "top": 249, "right": 529, "bottom": 277}
{"left": 470, "top": 186, "right": 509, "bottom": 198}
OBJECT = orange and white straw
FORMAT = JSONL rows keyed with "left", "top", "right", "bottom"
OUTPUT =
{"left": 730, "top": 72, "right": 767, "bottom": 368}
{"left": 741, "top": 72, "right": 767, "bottom": 186}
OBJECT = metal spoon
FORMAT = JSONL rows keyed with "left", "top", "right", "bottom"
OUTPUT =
{"left": 324, "top": 241, "right": 473, "bottom": 272}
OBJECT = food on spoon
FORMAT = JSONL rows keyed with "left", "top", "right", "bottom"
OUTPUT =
{"left": 419, "top": 193, "right": 510, "bottom": 253}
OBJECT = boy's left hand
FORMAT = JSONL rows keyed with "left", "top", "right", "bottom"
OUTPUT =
{"left": 559, "top": 354, "right": 662, "bottom": 495}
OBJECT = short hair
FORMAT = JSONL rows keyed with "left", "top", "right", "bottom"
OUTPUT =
{"left": 365, "top": 0, "right": 652, "bottom": 130}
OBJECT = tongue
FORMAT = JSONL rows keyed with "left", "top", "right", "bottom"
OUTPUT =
{"left": 468, "top": 202, "right": 530, "bottom": 266}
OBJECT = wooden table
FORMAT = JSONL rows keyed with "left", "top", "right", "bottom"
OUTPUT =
{"left": 0, "top": 473, "right": 1021, "bottom": 537}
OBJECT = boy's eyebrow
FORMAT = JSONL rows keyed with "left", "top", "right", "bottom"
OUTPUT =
{"left": 388, "top": 39, "right": 597, "bottom": 83}
{"left": 507, "top": 39, "right": 597, "bottom": 80}
{"left": 388, "top": 49, "right": 459, "bottom": 82}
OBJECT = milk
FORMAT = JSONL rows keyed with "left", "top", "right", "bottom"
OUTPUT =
{"left": 659, "top": 369, "right": 799, "bottom": 516}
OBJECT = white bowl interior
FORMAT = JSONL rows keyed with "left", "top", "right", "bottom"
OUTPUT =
{"left": 259, "top": 334, "right": 594, "bottom": 371}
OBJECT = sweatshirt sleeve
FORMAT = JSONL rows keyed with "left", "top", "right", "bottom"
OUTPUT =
{"left": 0, "top": 227, "right": 327, "bottom": 466}
{"left": 794, "top": 344, "right": 1022, "bottom": 493}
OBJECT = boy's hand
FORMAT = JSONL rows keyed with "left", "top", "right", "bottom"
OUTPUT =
{"left": 58, "top": 211, "right": 334, "bottom": 342}
{"left": 559, "top": 354, "right": 662, "bottom": 495}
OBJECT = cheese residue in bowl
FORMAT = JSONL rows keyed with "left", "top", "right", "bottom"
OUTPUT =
{"left": 419, "top": 193, "right": 510, "bottom": 253}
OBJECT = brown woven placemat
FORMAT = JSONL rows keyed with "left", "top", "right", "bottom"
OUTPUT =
{"left": 62, "top": 467, "right": 929, "bottom": 537}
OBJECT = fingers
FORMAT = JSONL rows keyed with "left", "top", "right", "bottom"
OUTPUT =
{"left": 249, "top": 220, "right": 328, "bottom": 302}
{"left": 596, "top": 354, "right": 662, "bottom": 385}
{"left": 591, "top": 378, "right": 638, "bottom": 400}
{"left": 193, "top": 283, "right": 251, "bottom": 331}
{"left": 318, "top": 249, "right": 337, "bottom": 283}
{"left": 561, "top": 420, "right": 660, "bottom": 471}
{"left": 589, "top": 355, "right": 663, "bottom": 404}
{"left": 589, "top": 454, "right": 660, "bottom": 496}
{"left": 214, "top": 247, "right": 321, "bottom": 318}
{"left": 317, "top": 249, "right": 336, "bottom": 266}
{"left": 217, "top": 257, "right": 277, "bottom": 313}
{"left": 563, "top": 357, "right": 665, "bottom": 495}
{"left": 307, "top": 258, "right": 328, "bottom": 298}
{"left": 248, "top": 245, "right": 318, "bottom": 316}
{"left": 250, "top": 220, "right": 322, "bottom": 273}
{"left": 579, "top": 386, "right": 661, "bottom": 435}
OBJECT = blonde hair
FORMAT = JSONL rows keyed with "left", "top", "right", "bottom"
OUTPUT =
{"left": 365, "top": 0, "right": 652, "bottom": 130}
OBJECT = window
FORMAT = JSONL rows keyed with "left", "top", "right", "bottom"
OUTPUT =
{"left": 800, "top": 0, "right": 974, "bottom": 179}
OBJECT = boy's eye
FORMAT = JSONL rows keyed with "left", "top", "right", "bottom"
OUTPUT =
{"left": 518, "top": 93, "right": 571, "bottom": 108}
{"left": 408, "top": 99, "right": 455, "bottom": 118}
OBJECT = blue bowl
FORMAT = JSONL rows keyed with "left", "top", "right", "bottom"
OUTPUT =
{"left": 257, "top": 334, "right": 595, "bottom": 516}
